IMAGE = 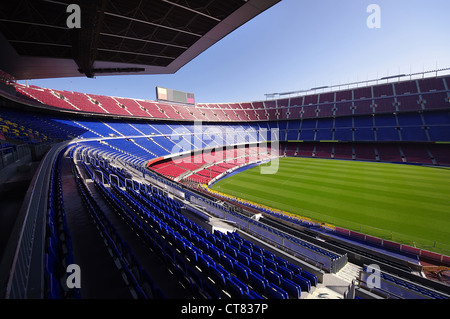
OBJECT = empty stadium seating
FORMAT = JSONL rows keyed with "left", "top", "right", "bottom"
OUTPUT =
{"left": 5, "top": 75, "right": 449, "bottom": 122}
{"left": 360, "top": 265, "right": 449, "bottom": 299}
{"left": 70, "top": 149, "right": 321, "bottom": 299}
{"left": 45, "top": 151, "right": 79, "bottom": 299}
{"left": 1, "top": 74, "right": 449, "bottom": 300}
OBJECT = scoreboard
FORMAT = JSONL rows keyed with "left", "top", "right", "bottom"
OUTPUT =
{"left": 156, "top": 86, "right": 195, "bottom": 105}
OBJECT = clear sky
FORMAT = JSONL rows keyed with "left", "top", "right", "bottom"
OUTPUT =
{"left": 19, "top": 0, "right": 450, "bottom": 103}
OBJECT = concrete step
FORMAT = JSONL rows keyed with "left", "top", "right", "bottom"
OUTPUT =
{"left": 336, "top": 263, "right": 363, "bottom": 284}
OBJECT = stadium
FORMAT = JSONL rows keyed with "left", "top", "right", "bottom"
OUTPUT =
{"left": 0, "top": 0, "right": 449, "bottom": 304}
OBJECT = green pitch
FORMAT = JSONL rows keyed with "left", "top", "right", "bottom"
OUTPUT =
{"left": 211, "top": 157, "right": 450, "bottom": 254}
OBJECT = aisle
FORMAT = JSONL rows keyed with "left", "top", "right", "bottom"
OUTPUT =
{"left": 62, "top": 152, "right": 193, "bottom": 298}
{"left": 61, "top": 154, "right": 133, "bottom": 298}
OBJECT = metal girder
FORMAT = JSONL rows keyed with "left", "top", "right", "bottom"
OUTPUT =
{"left": 69, "top": 0, "right": 107, "bottom": 78}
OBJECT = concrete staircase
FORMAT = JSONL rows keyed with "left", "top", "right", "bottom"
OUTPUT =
{"left": 306, "top": 263, "right": 362, "bottom": 299}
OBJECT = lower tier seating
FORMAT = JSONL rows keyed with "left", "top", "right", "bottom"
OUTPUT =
{"left": 55, "top": 145, "right": 320, "bottom": 299}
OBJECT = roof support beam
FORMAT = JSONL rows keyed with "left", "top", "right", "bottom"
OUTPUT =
{"left": 103, "top": 12, "right": 202, "bottom": 38}
{"left": 69, "top": 0, "right": 107, "bottom": 78}
{"left": 160, "top": 0, "right": 221, "bottom": 22}
{"left": 0, "top": 18, "right": 67, "bottom": 30}
{"left": 99, "top": 32, "right": 188, "bottom": 50}
{"left": 97, "top": 48, "right": 176, "bottom": 60}
{"left": 8, "top": 39, "right": 71, "bottom": 48}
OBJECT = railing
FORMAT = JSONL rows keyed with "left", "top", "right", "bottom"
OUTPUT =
{"left": 357, "top": 266, "right": 450, "bottom": 299}
{"left": 212, "top": 187, "right": 450, "bottom": 259}
{"left": 265, "top": 67, "right": 450, "bottom": 99}
{"left": 4, "top": 142, "right": 68, "bottom": 299}
{"left": 0, "top": 143, "right": 31, "bottom": 170}
{"left": 190, "top": 193, "right": 347, "bottom": 274}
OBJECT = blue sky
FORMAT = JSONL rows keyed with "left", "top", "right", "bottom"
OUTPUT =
{"left": 20, "top": 0, "right": 450, "bottom": 103}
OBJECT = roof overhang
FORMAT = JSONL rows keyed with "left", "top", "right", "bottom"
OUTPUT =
{"left": 0, "top": 0, "right": 280, "bottom": 80}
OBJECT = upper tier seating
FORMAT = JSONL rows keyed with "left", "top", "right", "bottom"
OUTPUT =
{"left": 6, "top": 75, "right": 448, "bottom": 122}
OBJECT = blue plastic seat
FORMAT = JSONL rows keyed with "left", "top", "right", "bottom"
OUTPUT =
{"left": 301, "top": 270, "right": 318, "bottom": 286}
{"left": 226, "top": 245, "right": 238, "bottom": 259}
{"left": 281, "top": 278, "right": 302, "bottom": 299}
{"left": 186, "top": 266, "right": 203, "bottom": 288}
{"left": 237, "top": 251, "right": 251, "bottom": 267}
{"left": 265, "top": 283, "right": 288, "bottom": 299}
{"left": 252, "top": 245, "right": 263, "bottom": 255}
{"left": 286, "top": 263, "right": 302, "bottom": 276}
{"left": 227, "top": 276, "right": 249, "bottom": 298}
{"left": 240, "top": 244, "right": 252, "bottom": 256}
{"left": 274, "top": 256, "right": 288, "bottom": 268}
{"left": 234, "top": 261, "right": 252, "bottom": 282}
{"left": 203, "top": 254, "right": 216, "bottom": 270}
{"left": 197, "top": 254, "right": 211, "bottom": 272}
{"left": 278, "top": 266, "right": 294, "bottom": 280}
{"left": 210, "top": 266, "right": 226, "bottom": 287}
{"left": 208, "top": 245, "right": 222, "bottom": 261}
{"left": 205, "top": 232, "right": 217, "bottom": 245}
{"left": 262, "top": 257, "right": 278, "bottom": 271}
{"left": 229, "top": 238, "right": 241, "bottom": 250}
{"left": 174, "top": 264, "right": 192, "bottom": 291}
{"left": 213, "top": 229, "right": 223, "bottom": 238}
{"left": 226, "top": 276, "right": 244, "bottom": 298}
{"left": 249, "top": 259, "right": 265, "bottom": 276}
{"left": 216, "top": 264, "right": 231, "bottom": 280}
{"left": 214, "top": 239, "right": 226, "bottom": 251}
{"left": 263, "top": 250, "right": 275, "bottom": 260}
{"left": 248, "top": 271, "right": 269, "bottom": 295}
{"left": 202, "top": 280, "right": 222, "bottom": 299}
{"left": 249, "top": 250, "right": 264, "bottom": 263}
{"left": 45, "top": 253, "right": 56, "bottom": 275}
{"left": 293, "top": 274, "right": 311, "bottom": 292}
{"left": 47, "top": 234, "right": 60, "bottom": 260}
{"left": 246, "top": 290, "right": 264, "bottom": 299}
{"left": 220, "top": 254, "right": 235, "bottom": 272}
{"left": 198, "top": 238, "right": 210, "bottom": 252}
{"left": 265, "top": 268, "right": 282, "bottom": 286}
{"left": 47, "top": 271, "right": 62, "bottom": 299}
{"left": 234, "top": 275, "right": 250, "bottom": 292}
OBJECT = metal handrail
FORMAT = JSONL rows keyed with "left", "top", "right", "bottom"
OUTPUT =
{"left": 5, "top": 142, "right": 68, "bottom": 299}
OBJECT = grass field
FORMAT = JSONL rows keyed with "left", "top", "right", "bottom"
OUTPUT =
{"left": 211, "top": 157, "right": 450, "bottom": 254}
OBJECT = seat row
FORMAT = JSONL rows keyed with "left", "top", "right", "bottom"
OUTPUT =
{"left": 129, "top": 177, "right": 319, "bottom": 299}
{"left": 97, "top": 143, "right": 345, "bottom": 273}
{"left": 89, "top": 153, "right": 316, "bottom": 298}
{"left": 75, "top": 157, "right": 164, "bottom": 299}
{"left": 83, "top": 157, "right": 223, "bottom": 298}
{"left": 361, "top": 265, "right": 449, "bottom": 299}
{"left": 136, "top": 188, "right": 297, "bottom": 299}
{"left": 45, "top": 151, "right": 79, "bottom": 299}
{"left": 13, "top": 76, "right": 449, "bottom": 122}
{"left": 207, "top": 187, "right": 342, "bottom": 268}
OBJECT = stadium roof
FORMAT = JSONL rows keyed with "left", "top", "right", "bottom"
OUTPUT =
{"left": 0, "top": 0, "right": 280, "bottom": 80}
